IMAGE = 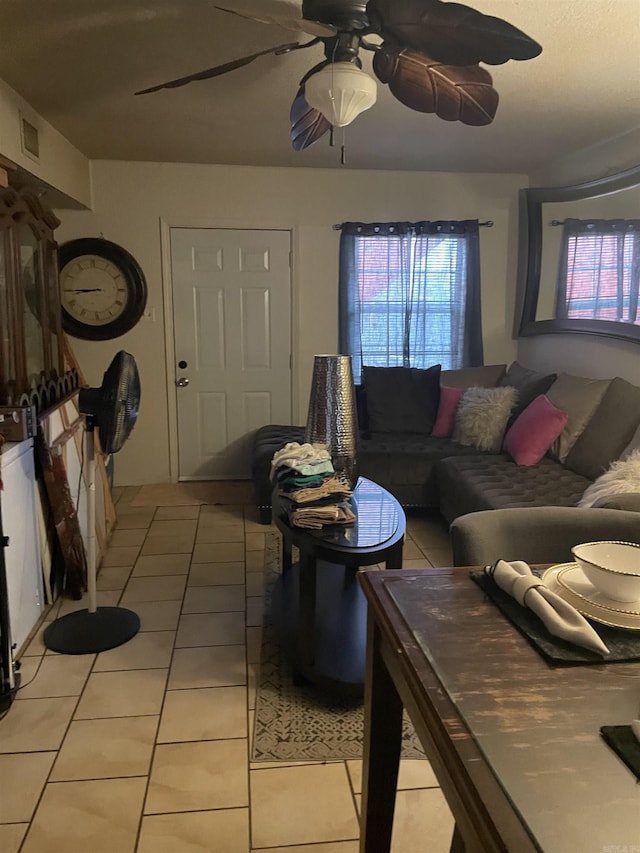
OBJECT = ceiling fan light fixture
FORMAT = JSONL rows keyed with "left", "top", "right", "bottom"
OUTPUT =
{"left": 305, "top": 62, "right": 377, "bottom": 127}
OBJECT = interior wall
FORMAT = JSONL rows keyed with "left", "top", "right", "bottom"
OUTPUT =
{"left": 518, "top": 129, "right": 640, "bottom": 382}
{"left": 54, "top": 160, "right": 525, "bottom": 486}
{"left": 0, "top": 77, "right": 91, "bottom": 208}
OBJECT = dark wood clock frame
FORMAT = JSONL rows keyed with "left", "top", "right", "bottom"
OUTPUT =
{"left": 59, "top": 237, "right": 148, "bottom": 341}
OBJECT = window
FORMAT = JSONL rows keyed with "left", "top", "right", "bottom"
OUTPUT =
{"left": 556, "top": 218, "right": 640, "bottom": 324}
{"left": 338, "top": 220, "right": 484, "bottom": 383}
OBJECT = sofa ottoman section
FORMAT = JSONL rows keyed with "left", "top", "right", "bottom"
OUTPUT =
{"left": 358, "top": 433, "right": 488, "bottom": 508}
{"left": 436, "top": 454, "right": 591, "bottom": 525}
{"left": 252, "top": 424, "right": 305, "bottom": 523}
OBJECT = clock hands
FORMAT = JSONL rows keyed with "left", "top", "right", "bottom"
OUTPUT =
{"left": 64, "top": 287, "right": 104, "bottom": 293}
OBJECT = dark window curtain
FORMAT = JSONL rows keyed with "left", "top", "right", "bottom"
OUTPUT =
{"left": 338, "top": 220, "right": 483, "bottom": 383}
{"left": 555, "top": 218, "right": 640, "bottom": 323}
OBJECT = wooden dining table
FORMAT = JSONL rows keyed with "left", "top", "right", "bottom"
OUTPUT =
{"left": 358, "top": 567, "right": 640, "bottom": 853}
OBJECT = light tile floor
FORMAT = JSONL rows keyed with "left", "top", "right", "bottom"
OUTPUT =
{"left": 0, "top": 489, "right": 455, "bottom": 853}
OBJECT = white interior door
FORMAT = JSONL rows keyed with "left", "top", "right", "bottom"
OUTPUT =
{"left": 171, "top": 227, "right": 292, "bottom": 479}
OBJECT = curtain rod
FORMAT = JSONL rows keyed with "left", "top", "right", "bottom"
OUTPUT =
{"left": 333, "top": 220, "right": 493, "bottom": 230}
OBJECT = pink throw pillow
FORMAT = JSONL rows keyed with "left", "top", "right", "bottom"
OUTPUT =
{"left": 431, "top": 385, "right": 464, "bottom": 438}
{"left": 503, "top": 394, "right": 568, "bottom": 466}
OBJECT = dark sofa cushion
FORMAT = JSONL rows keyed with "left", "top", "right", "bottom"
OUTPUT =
{"left": 252, "top": 424, "right": 306, "bottom": 522}
{"left": 436, "top": 454, "right": 591, "bottom": 524}
{"left": 358, "top": 431, "right": 485, "bottom": 507}
{"left": 546, "top": 374, "right": 611, "bottom": 462}
{"left": 362, "top": 364, "right": 441, "bottom": 434}
{"left": 498, "top": 360, "right": 557, "bottom": 423}
{"left": 440, "top": 363, "right": 506, "bottom": 388}
{"left": 565, "top": 377, "right": 640, "bottom": 480}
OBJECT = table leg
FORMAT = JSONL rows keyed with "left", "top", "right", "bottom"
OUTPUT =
{"left": 298, "top": 552, "right": 317, "bottom": 670}
{"left": 360, "top": 610, "right": 403, "bottom": 853}
{"left": 449, "top": 824, "right": 466, "bottom": 853}
{"left": 384, "top": 538, "right": 404, "bottom": 570}
{"left": 281, "top": 534, "right": 292, "bottom": 575}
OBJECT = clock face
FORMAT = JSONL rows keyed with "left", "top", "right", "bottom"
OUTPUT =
{"left": 60, "top": 254, "right": 130, "bottom": 325}
{"left": 58, "top": 238, "right": 147, "bottom": 340}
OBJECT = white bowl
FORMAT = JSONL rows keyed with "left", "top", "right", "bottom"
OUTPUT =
{"left": 571, "top": 541, "right": 640, "bottom": 603}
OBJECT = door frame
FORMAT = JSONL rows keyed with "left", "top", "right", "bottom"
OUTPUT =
{"left": 160, "top": 217, "right": 298, "bottom": 483}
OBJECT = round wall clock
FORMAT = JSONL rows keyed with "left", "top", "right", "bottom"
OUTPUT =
{"left": 59, "top": 237, "right": 148, "bottom": 341}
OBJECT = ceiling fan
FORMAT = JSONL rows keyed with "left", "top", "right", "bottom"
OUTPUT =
{"left": 135, "top": 0, "right": 542, "bottom": 152}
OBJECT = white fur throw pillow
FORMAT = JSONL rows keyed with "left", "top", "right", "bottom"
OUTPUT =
{"left": 578, "top": 449, "right": 640, "bottom": 507}
{"left": 453, "top": 386, "right": 519, "bottom": 452}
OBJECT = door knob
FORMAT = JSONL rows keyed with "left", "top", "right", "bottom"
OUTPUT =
{"left": 176, "top": 377, "right": 189, "bottom": 387}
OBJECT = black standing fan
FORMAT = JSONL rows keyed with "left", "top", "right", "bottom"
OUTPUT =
{"left": 44, "top": 351, "right": 142, "bottom": 654}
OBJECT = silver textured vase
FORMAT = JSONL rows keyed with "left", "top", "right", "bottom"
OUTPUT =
{"left": 305, "top": 354, "right": 359, "bottom": 489}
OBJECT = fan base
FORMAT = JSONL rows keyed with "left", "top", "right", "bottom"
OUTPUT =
{"left": 0, "top": 671, "right": 21, "bottom": 714}
{"left": 43, "top": 607, "right": 140, "bottom": 654}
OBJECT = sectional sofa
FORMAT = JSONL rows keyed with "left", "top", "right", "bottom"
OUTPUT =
{"left": 252, "top": 361, "right": 640, "bottom": 526}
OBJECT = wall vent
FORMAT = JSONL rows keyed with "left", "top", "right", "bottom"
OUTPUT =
{"left": 20, "top": 114, "right": 40, "bottom": 162}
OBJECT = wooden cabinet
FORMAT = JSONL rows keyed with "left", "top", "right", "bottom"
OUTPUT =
{"left": 0, "top": 187, "right": 63, "bottom": 407}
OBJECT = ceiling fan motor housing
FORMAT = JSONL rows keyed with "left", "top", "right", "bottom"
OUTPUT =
{"left": 323, "top": 32, "right": 364, "bottom": 64}
{"left": 302, "top": 0, "right": 369, "bottom": 31}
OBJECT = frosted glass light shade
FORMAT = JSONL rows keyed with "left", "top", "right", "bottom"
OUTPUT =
{"left": 305, "top": 62, "right": 377, "bottom": 127}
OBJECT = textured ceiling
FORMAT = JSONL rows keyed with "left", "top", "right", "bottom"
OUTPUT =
{"left": 1, "top": 0, "right": 639, "bottom": 174}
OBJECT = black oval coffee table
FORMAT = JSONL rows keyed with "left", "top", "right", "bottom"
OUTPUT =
{"left": 271, "top": 477, "right": 406, "bottom": 695}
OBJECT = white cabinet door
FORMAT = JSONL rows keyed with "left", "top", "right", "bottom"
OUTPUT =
{"left": 1, "top": 438, "right": 44, "bottom": 654}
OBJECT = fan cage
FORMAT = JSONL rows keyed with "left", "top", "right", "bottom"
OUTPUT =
{"left": 78, "top": 351, "right": 141, "bottom": 455}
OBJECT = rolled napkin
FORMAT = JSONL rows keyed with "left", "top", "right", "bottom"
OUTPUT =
{"left": 486, "top": 560, "right": 610, "bottom": 657}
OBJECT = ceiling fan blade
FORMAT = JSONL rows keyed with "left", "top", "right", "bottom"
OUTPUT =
{"left": 367, "top": 0, "right": 542, "bottom": 66}
{"left": 290, "top": 86, "right": 331, "bottom": 150}
{"left": 134, "top": 41, "right": 301, "bottom": 94}
{"left": 214, "top": 2, "right": 336, "bottom": 36}
{"left": 373, "top": 47, "right": 498, "bottom": 125}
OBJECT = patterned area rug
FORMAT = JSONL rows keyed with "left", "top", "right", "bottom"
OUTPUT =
{"left": 252, "top": 534, "right": 425, "bottom": 762}
{"left": 129, "top": 480, "right": 253, "bottom": 507}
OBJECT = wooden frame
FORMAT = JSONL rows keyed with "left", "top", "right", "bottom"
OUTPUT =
{"left": 0, "top": 186, "right": 63, "bottom": 406}
{"left": 518, "top": 164, "right": 640, "bottom": 343}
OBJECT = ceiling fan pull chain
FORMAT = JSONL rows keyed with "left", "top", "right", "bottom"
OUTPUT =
{"left": 341, "top": 127, "right": 346, "bottom": 166}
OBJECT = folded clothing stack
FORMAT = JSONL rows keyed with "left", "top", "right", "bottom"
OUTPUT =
{"left": 270, "top": 441, "right": 355, "bottom": 529}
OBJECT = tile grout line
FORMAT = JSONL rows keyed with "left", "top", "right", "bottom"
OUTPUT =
{"left": 131, "top": 502, "right": 188, "bottom": 852}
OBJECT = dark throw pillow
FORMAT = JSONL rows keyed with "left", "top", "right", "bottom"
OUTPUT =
{"left": 498, "top": 361, "right": 557, "bottom": 423}
{"left": 362, "top": 364, "right": 441, "bottom": 434}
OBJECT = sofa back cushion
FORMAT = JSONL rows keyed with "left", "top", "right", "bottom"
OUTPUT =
{"left": 502, "top": 394, "right": 568, "bottom": 466}
{"left": 452, "top": 385, "right": 518, "bottom": 452}
{"left": 440, "top": 363, "right": 506, "bottom": 388}
{"left": 355, "top": 383, "right": 369, "bottom": 433}
{"left": 564, "top": 377, "right": 640, "bottom": 480}
{"left": 620, "top": 424, "right": 640, "bottom": 460}
{"left": 498, "top": 361, "right": 557, "bottom": 424}
{"left": 545, "top": 373, "right": 611, "bottom": 463}
{"left": 578, "top": 449, "right": 640, "bottom": 507}
{"left": 362, "top": 364, "right": 441, "bottom": 434}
